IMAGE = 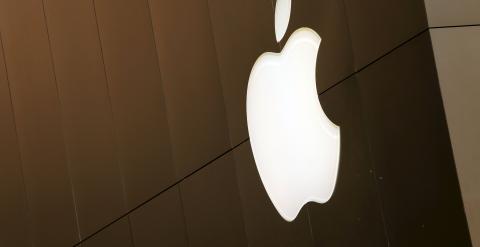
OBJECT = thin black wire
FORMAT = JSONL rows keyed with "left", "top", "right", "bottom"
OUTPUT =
{"left": 73, "top": 22, "right": 480, "bottom": 246}
{"left": 73, "top": 138, "right": 250, "bottom": 246}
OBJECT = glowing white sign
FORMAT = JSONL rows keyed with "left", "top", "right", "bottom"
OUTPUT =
{"left": 246, "top": 0, "right": 341, "bottom": 221}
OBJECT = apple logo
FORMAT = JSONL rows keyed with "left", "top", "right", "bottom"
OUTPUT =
{"left": 246, "top": 0, "right": 341, "bottom": 222}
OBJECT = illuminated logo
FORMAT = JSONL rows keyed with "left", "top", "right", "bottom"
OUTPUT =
{"left": 246, "top": 0, "right": 341, "bottom": 221}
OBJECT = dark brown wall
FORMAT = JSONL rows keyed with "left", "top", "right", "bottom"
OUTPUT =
{"left": 0, "top": 0, "right": 476, "bottom": 246}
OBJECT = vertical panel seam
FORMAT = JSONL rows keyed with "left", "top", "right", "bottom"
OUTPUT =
{"left": 357, "top": 90, "right": 391, "bottom": 246}
{"left": 40, "top": 0, "right": 81, "bottom": 242}
{"left": 90, "top": 0, "right": 133, "bottom": 243}
{"left": 205, "top": 0, "right": 250, "bottom": 245}
{"left": 340, "top": 0, "right": 390, "bottom": 246}
{"left": 205, "top": 0, "right": 235, "bottom": 147}
{"left": 0, "top": 24, "right": 35, "bottom": 247}
{"left": 126, "top": 216, "right": 137, "bottom": 247}
{"left": 340, "top": 0, "right": 356, "bottom": 77}
{"left": 305, "top": 207, "right": 316, "bottom": 246}
{"left": 145, "top": 0, "right": 178, "bottom": 178}
{"left": 176, "top": 186, "right": 191, "bottom": 247}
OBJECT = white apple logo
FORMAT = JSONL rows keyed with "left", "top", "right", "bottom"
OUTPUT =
{"left": 246, "top": 0, "right": 341, "bottom": 222}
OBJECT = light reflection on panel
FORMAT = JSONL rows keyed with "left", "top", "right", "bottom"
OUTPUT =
{"left": 149, "top": 0, "right": 230, "bottom": 178}
{"left": 208, "top": 0, "right": 277, "bottom": 145}
{"left": 0, "top": 36, "right": 31, "bottom": 247}
{"left": 43, "top": 0, "right": 126, "bottom": 237}
{"left": 94, "top": 0, "right": 175, "bottom": 210}
{"left": 0, "top": 0, "right": 79, "bottom": 245}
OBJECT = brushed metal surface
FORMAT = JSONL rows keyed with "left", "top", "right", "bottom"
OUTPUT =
{"left": 0, "top": 0, "right": 79, "bottom": 245}
{"left": 208, "top": 0, "right": 277, "bottom": 146}
{"left": 149, "top": 0, "right": 230, "bottom": 178}
{"left": 82, "top": 218, "right": 134, "bottom": 247}
{"left": 129, "top": 187, "right": 188, "bottom": 247}
{"left": 94, "top": 0, "right": 175, "bottom": 209}
{"left": 0, "top": 36, "right": 31, "bottom": 247}
{"left": 43, "top": 0, "right": 126, "bottom": 237}
{"left": 180, "top": 153, "right": 247, "bottom": 247}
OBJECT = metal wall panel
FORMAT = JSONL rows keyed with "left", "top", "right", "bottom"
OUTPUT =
{"left": 357, "top": 32, "right": 471, "bottom": 246}
{"left": 82, "top": 218, "right": 134, "bottom": 247}
{"left": 180, "top": 153, "right": 247, "bottom": 247}
{"left": 343, "top": 0, "right": 428, "bottom": 69}
{"left": 43, "top": 0, "right": 126, "bottom": 237}
{"left": 0, "top": 36, "right": 31, "bottom": 247}
{"left": 0, "top": 0, "right": 79, "bottom": 245}
{"left": 208, "top": 0, "right": 277, "bottom": 145}
{"left": 94, "top": 0, "right": 175, "bottom": 209}
{"left": 129, "top": 187, "right": 188, "bottom": 247}
{"left": 148, "top": 0, "right": 230, "bottom": 178}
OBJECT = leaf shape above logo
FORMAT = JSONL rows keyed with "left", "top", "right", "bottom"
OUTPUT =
{"left": 275, "top": 0, "right": 291, "bottom": 42}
